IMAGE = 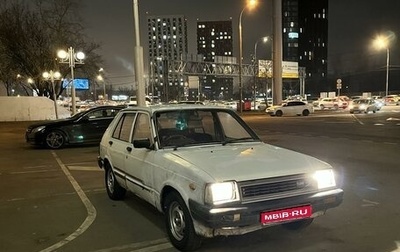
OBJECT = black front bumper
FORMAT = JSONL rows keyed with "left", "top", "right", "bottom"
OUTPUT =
{"left": 189, "top": 188, "right": 343, "bottom": 229}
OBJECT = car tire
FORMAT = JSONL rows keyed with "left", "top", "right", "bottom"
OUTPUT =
{"left": 105, "top": 166, "right": 126, "bottom": 200}
{"left": 276, "top": 110, "right": 283, "bottom": 117}
{"left": 164, "top": 191, "right": 202, "bottom": 251}
{"left": 320, "top": 104, "right": 325, "bottom": 110}
{"left": 282, "top": 218, "right": 313, "bottom": 230}
{"left": 302, "top": 110, "right": 310, "bottom": 116}
{"left": 45, "top": 130, "right": 66, "bottom": 149}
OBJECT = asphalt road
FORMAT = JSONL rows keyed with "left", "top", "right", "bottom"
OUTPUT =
{"left": 0, "top": 106, "right": 399, "bottom": 252}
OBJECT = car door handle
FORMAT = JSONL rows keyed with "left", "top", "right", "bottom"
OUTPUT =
{"left": 108, "top": 140, "right": 113, "bottom": 146}
{"left": 126, "top": 146, "right": 132, "bottom": 152}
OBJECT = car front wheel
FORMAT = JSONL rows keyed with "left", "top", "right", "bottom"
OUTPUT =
{"left": 45, "top": 130, "right": 66, "bottom": 149}
{"left": 165, "top": 192, "right": 202, "bottom": 251}
{"left": 275, "top": 110, "right": 283, "bottom": 117}
{"left": 105, "top": 166, "right": 126, "bottom": 200}
{"left": 302, "top": 109, "right": 310, "bottom": 116}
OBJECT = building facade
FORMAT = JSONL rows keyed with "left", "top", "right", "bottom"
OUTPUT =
{"left": 282, "top": 0, "right": 328, "bottom": 96}
{"left": 196, "top": 20, "right": 234, "bottom": 100}
{"left": 147, "top": 15, "right": 188, "bottom": 102}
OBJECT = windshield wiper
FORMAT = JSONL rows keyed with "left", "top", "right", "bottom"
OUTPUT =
{"left": 222, "top": 137, "right": 255, "bottom": 146}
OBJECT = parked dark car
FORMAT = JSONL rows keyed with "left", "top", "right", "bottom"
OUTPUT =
{"left": 25, "top": 105, "right": 125, "bottom": 149}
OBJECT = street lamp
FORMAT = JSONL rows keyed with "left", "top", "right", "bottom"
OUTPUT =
{"left": 57, "top": 47, "right": 85, "bottom": 115}
{"left": 253, "top": 36, "right": 271, "bottom": 110}
{"left": 97, "top": 68, "right": 106, "bottom": 101}
{"left": 43, "top": 70, "right": 61, "bottom": 119}
{"left": 239, "top": 0, "right": 258, "bottom": 113}
{"left": 373, "top": 35, "right": 390, "bottom": 96}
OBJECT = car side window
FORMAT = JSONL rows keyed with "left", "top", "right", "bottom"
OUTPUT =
{"left": 112, "top": 113, "right": 136, "bottom": 142}
{"left": 131, "top": 113, "right": 152, "bottom": 143}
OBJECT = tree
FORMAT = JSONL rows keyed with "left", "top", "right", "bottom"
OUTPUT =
{"left": 0, "top": 0, "right": 102, "bottom": 99}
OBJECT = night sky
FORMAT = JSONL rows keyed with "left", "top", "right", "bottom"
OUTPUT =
{"left": 80, "top": 0, "right": 400, "bottom": 90}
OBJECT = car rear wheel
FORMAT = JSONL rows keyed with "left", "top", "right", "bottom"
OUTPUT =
{"left": 45, "top": 130, "right": 66, "bottom": 149}
{"left": 282, "top": 218, "right": 313, "bottom": 230}
{"left": 164, "top": 191, "right": 202, "bottom": 251}
{"left": 302, "top": 109, "right": 310, "bottom": 116}
{"left": 105, "top": 166, "right": 126, "bottom": 200}
{"left": 275, "top": 110, "right": 283, "bottom": 117}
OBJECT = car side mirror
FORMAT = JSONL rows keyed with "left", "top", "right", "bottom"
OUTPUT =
{"left": 133, "top": 138, "right": 152, "bottom": 149}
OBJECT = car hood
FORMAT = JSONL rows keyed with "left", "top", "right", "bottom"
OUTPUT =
{"left": 168, "top": 142, "right": 331, "bottom": 182}
{"left": 28, "top": 118, "right": 75, "bottom": 128}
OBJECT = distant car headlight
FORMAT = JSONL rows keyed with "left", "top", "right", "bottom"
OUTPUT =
{"left": 313, "top": 169, "right": 336, "bottom": 189}
{"left": 205, "top": 181, "right": 240, "bottom": 205}
{"left": 359, "top": 104, "right": 366, "bottom": 110}
{"left": 32, "top": 126, "right": 46, "bottom": 133}
{"left": 349, "top": 104, "right": 354, "bottom": 109}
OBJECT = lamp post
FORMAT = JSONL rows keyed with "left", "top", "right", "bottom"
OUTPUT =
{"left": 373, "top": 35, "right": 390, "bottom": 96}
{"left": 43, "top": 70, "right": 61, "bottom": 119}
{"left": 238, "top": 0, "right": 258, "bottom": 113}
{"left": 57, "top": 47, "right": 85, "bottom": 115}
{"left": 253, "top": 36, "right": 271, "bottom": 110}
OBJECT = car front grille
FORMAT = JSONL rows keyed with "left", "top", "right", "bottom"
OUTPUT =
{"left": 238, "top": 174, "right": 317, "bottom": 203}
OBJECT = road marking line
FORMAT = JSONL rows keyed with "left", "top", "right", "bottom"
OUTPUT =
{"left": 361, "top": 199, "right": 379, "bottom": 207}
{"left": 351, "top": 114, "right": 364, "bottom": 125}
{"left": 40, "top": 151, "right": 97, "bottom": 252}
{"left": 90, "top": 238, "right": 170, "bottom": 252}
{"left": 23, "top": 165, "right": 51, "bottom": 169}
{"left": 392, "top": 241, "right": 400, "bottom": 252}
{"left": 132, "top": 242, "right": 173, "bottom": 252}
{"left": 68, "top": 165, "right": 101, "bottom": 171}
{"left": 384, "top": 142, "right": 398, "bottom": 145}
{"left": 10, "top": 169, "right": 58, "bottom": 174}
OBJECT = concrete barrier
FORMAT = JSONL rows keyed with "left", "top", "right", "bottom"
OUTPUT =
{"left": 0, "top": 97, "right": 70, "bottom": 121}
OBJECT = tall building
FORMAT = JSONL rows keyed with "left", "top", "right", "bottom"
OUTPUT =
{"left": 197, "top": 20, "right": 233, "bottom": 100}
{"left": 282, "top": 0, "right": 328, "bottom": 95}
{"left": 147, "top": 15, "right": 188, "bottom": 101}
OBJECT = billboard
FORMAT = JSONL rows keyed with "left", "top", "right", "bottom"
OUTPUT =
{"left": 62, "top": 78, "right": 90, "bottom": 90}
{"left": 257, "top": 60, "right": 299, "bottom": 79}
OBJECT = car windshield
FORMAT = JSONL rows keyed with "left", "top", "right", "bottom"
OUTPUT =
{"left": 155, "top": 109, "right": 260, "bottom": 148}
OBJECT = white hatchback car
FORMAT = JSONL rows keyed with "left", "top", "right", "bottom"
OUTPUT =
{"left": 312, "top": 97, "right": 339, "bottom": 110}
{"left": 266, "top": 100, "right": 313, "bottom": 116}
{"left": 98, "top": 105, "right": 343, "bottom": 251}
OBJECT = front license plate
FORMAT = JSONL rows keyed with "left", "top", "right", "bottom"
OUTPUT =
{"left": 261, "top": 205, "right": 312, "bottom": 224}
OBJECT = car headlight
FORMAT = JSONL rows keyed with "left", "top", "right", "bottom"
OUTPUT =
{"left": 205, "top": 181, "right": 240, "bottom": 205}
{"left": 313, "top": 169, "right": 336, "bottom": 189}
{"left": 32, "top": 126, "right": 46, "bottom": 133}
{"left": 359, "top": 104, "right": 366, "bottom": 110}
